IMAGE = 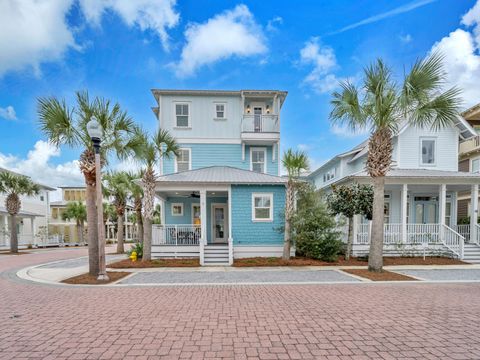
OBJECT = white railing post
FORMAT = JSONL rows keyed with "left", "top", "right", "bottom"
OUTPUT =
{"left": 199, "top": 190, "right": 207, "bottom": 265}
{"left": 470, "top": 184, "right": 479, "bottom": 244}
{"left": 401, "top": 184, "right": 408, "bottom": 243}
{"left": 439, "top": 184, "right": 446, "bottom": 243}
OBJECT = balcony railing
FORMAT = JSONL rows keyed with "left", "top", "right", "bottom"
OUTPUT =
{"left": 459, "top": 135, "right": 480, "bottom": 155}
{"left": 241, "top": 114, "right": 279, "bottom": 133}
{"left": 152, "top": 225, "right": 201, "bottom": 246}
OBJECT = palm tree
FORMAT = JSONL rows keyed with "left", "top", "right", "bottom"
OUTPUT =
{"left": 62, "top": 201, "right": 87, "bottom": 245}
{"left": 0, "top": 172, "right": 40, "bottom": 253}
{"left": 282, "top": 149, "right": 309, "bottom": 260}
{"left": 37, "top": 91, "right": 143, "bottom": 275}
{"left": 103, "top": 171, "right": 131, "bottom": 253}
{"left": 136, "top": 129, "right": 178, "bottom": 261}
{"left": 330, "top": 53, "right": 461, "bottom": 272}
{"left": 127, "top": 171, "right": 144, "bottom": 243}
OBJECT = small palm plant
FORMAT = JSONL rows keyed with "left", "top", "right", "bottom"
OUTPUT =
{"left": 136, "top": 129, "right": 178, "bottom": 261}
{"left": 62, "top": 201, "right": 87, "bottom": 245}
{"left": 37, "top": 91, "right": 143, "bottom": 275}
{"left": 0, "top": 172, "right": 40, "bottom": 253}
{"left": 103, "top": 171, "right": 131, "bottom": 253}
{"left": 330, "top": 52, "right": 462, "bottom": 272}
{"left": 282, "top": 149, "right": 309, "bottom": 260}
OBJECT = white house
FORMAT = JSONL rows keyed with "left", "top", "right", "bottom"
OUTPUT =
{"left": 308, "top": 117, "right": 480, "bottom": 262}
{"left": 0, "top": 167, "right": 55, "bottom": 248}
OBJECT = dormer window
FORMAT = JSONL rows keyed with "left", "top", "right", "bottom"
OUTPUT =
{"left": 420, "top": 138, "right": 436, "bottom": 165}
{"left": 323, "top": 168, "right": 336, "bottom": 183}
{"left": 175, "top": 103, "right": 190, "bottom": 127}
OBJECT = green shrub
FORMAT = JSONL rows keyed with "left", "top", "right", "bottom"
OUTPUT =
{"left": 291, "top": 183, "right": 343, "bottom": 262}
{"left": 127, "top": 242, "right": 143, "bottom": 258}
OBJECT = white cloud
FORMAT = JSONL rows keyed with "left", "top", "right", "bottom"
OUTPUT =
{"left": 300, "top": 38, "right": 345, "bottom": 94}
{"left": 0, "top": 0, "right": 76, "bottom": 77}
{"left": 0, "top": 106, "right": 16, "bottom": 121}
{"left": 79, "top": 0, "right": 179, "bottom": 50}
{"left": 266, "top": 16, "right": 283, "bottom": 32}
{"left": 399, "top": 34, "right": 413, "bottom": 44}
{"left": 0, "top": 141, "right": 83, "bottom": 187}
{"left": 428, "top": 1, "right": 480, "bottom": 108}
{"left": 330, "top": 124, "right": 370, "bottom": 138}
{"left": 174, "top": 4, "right": 267, "bottom": 77}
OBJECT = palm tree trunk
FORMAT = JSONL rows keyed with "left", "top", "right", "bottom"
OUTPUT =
{"left": 136, "top": 209, "right": 144, "bottom": 244}
{"left": 368, "top": 176, "right": 385, "bottom": 272}
{"left": 76, "top": 220, "right": 82, "bottom": 246}
{"left": 143, "top": 217, "right": 152, "bottom": 260}
{"left": 9, "top": 214, "right": 18, "bottom": 253}
{"left": 85, "top": 182, "right": 99, "bottom": 276}
{"left": 282, "top": 181, "right": 294, "bottom": 260}
{"left": 346, "top": 216, "right": 354, "bottom": 261}
{"left": 117, "top": 213, "right": 124, "bottom": 253}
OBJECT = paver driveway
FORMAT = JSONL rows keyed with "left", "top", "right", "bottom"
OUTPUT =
{"left": 1, "top": 249, "right": 480, "bottom": 359}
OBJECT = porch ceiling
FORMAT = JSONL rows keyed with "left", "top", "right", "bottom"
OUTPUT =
{"left": 157, "top": 190, "right": 228, "bottom": 199}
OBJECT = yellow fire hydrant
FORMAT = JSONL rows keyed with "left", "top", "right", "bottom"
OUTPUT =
{"left": 129, "top": 251, "right": 137, "bottom": 262}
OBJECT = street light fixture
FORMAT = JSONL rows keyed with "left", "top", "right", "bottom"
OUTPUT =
{"left": 86, "top": 116, "right": 109, "bottom": 281}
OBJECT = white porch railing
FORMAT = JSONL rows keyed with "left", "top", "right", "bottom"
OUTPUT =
{"left": 442, "top": 225, "right": 464, "bottom": 258}
{"left": 152, "top": 225, "right": 201, "bottom": 246}
{"left": 384, "top": 223, "right": 402, "bottom": 244}
{"left": 406, "top": 224, "right": 440, "bottom": 244}
{"left": 452, "top": 224, "right": 470, "bottom": 243}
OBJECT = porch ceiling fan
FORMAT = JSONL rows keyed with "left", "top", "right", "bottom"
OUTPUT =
{"left": 177, "top": 192, "right": 200, "bottom": 198}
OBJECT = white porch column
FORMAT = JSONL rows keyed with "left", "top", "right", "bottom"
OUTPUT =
{"left": 439, "top": 184, "right": 447, "bottom": 242}
{"left": 199, "top": 189, "right": 207, "bottom": 265}
{"left": 470, "top": 184, "right": 479, "bottom": 243}
{"left": 30, "top": 218, "right": 35, "bottom": 246}
{"left": 228, "top": 186, "right": 233, "bottom": 265}
{"left": 401, "top": 184, "right": 408, "bottom": 243}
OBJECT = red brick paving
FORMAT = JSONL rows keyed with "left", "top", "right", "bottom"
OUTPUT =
{"left": 1, "top": 249, "right": 480, "bottom": 359}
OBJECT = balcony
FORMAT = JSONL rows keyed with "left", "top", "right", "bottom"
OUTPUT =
{"left": 241, "top": 114, "right": 280, "bottom": 144}
{"left": 459, "top": 135, "right": 480, "bottom": 155}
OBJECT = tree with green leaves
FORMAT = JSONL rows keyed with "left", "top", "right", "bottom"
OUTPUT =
{"left": 0, "top": 172, "right": 40, "bottom": 253}
{"left": 326, "top": 183, "right": 373, "bottom": 260}
{"left": 37, "top": 91, "right": 143, "bottom": 275}
{"left": 62, "top": 201, "right": 87, "bottom": 245}
{"left": 330, "top": 53, "right": 461, "bottom": 272}
{"left": 152, "top": 203, "right": 162, "bottom": 225}
{"left": 103, "top": 171, "right": 131, "bottom": 253}
{"left": 127, "top": 171, "right": 144, "bottom": 243}
{"left": 282, "top": 149, "right": 309, "bottom": 260}
{"left": 136, "top": 129, "right": 178, "bottom": 261}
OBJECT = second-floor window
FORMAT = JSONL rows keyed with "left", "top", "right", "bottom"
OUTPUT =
{"left": 251, "top": 148, "right": 266, "bottom": 173}
{"left": 472, "top": 158, "right": 480, "bottom": 173}
{"left": 420, "top": 138, "right": 436, "bottom": 165}
{"left": 175, "top": 148, "right": 191, "bottom": 172}
{"left": 323, "top": 168, "right": 336, "bottom": 183}
{"left": 214, "top": 103, "right": 226, "bottom": 119}
{"left": 175, "top": 103, "right": 190, "bottom": 127}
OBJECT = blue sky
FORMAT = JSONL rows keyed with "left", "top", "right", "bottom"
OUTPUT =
{"left": 0, "top": 0, "right": 479, "bottom": 186}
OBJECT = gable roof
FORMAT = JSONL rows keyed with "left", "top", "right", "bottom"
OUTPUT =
{"left": 155, "top": 166, "right": 287, "bottom": 185}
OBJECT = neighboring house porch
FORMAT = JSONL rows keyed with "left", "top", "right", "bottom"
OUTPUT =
{"left": 152, "top": 166, "right": 288, "bottom": 265}
{"left": 337, "top": 169, "right": 480, "bottom": 260}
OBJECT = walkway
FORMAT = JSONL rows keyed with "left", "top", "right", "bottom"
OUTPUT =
{"left": 2, "top": 249, "right": 480, "bottom": 359}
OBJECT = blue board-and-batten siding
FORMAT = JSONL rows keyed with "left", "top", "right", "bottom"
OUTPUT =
{"left": 231, "top": 185, "right": 285, "bottom": 246}
{"left": 163, "top": 144, "right": 278, "bottom": 175}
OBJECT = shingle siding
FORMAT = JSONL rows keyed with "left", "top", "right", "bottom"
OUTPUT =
{"left": 231, "top": 185, "right": 285, "bottom": 246}
{"left": 459, "top": 159, "right": 470, "bottom": 172}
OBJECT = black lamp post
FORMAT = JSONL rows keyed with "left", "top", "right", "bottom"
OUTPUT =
{"left": 86, "top": 116, "right": 108, "bottom": 281}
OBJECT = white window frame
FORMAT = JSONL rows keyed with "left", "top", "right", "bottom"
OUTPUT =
{"left": 171, "top": 203, "right": 184, "bottom": 217}
{"left": 174, "top": 148, "right": 191, "bottom": 173}
{"left": 420, "top": 137, "right": 437, "bottom": 166}
{"left": 174, "top": 102, "right": 191, "bottom": 128}
{"left": 213, "top": 102, "right": 227, "bottom": 120}
{"left": 323, "top": 167, "right": 336, "bottom": 183}
{"left": 250, "top": 147, "right": 267, "bottom": 173}
{"left": 471, "top": 157, "right": 480, "bottom": 174}
{"left": 252, "top": 193, "right": 273, "bottom": 222}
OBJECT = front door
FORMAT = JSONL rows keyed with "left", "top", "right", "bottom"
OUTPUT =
{"left": 253, "top": 107, "right": 262, "bottom": 132}
{"left": 415, "top": 201, "right": 437, "bottom": 224}
{"left": 212, "top": 204, "right": 228, "bottom": 243}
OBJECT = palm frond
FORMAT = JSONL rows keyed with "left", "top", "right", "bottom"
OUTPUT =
{"left": 282, "top": 149, "right": 309, "bottom": 179}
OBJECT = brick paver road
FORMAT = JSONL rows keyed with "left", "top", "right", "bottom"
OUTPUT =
{"left": 1, "top": 249, "right": 480, "bottom": 359}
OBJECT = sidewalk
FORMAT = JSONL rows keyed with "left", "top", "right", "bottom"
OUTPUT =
{"left": 17, "top": 254, "right": 480, "bottom": 286}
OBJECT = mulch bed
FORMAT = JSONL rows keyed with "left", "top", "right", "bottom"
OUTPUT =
{"left": 108, "top": 258, "right": 200, "bottom": 268}
{"left": 233, "top": 256, "right": 467, "bottom": 267}
{"left": 61, "top": 271, "right": 130, "bottom": 285}
{"left": 342, "top": 269, "right": 418, "bottom": 281}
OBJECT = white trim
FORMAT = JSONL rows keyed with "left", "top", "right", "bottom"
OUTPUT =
{"left": 211, "top": 203, "right": 228, "bottom": 243}
{"left": 470, "top": 156, "right": 480, "bottom": 174}
{"left": 191, "top": 203, "right": 201, "bottom": 224}
{"left": 250, "top": 147, "right": 267, "bottom": 173}
{"left": 213, "top": 101, "right": 227, "bottom": 120}
{"left": 173, "top": 138, "right": 242, "bottom": 144}
{"left": 171, "top": 203, "right": 184, "bottom": 217}
{"left": 173, "top": 101, "right": 191, "bottom": 128}
{"left": 419, "top": 137, "right": 437, "bottom": 167}
{"left": 251, "top": 193, "right": 273, "bottom": 222}
{"left": 174, "top": 148, "right": 191, "bottom": 173}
